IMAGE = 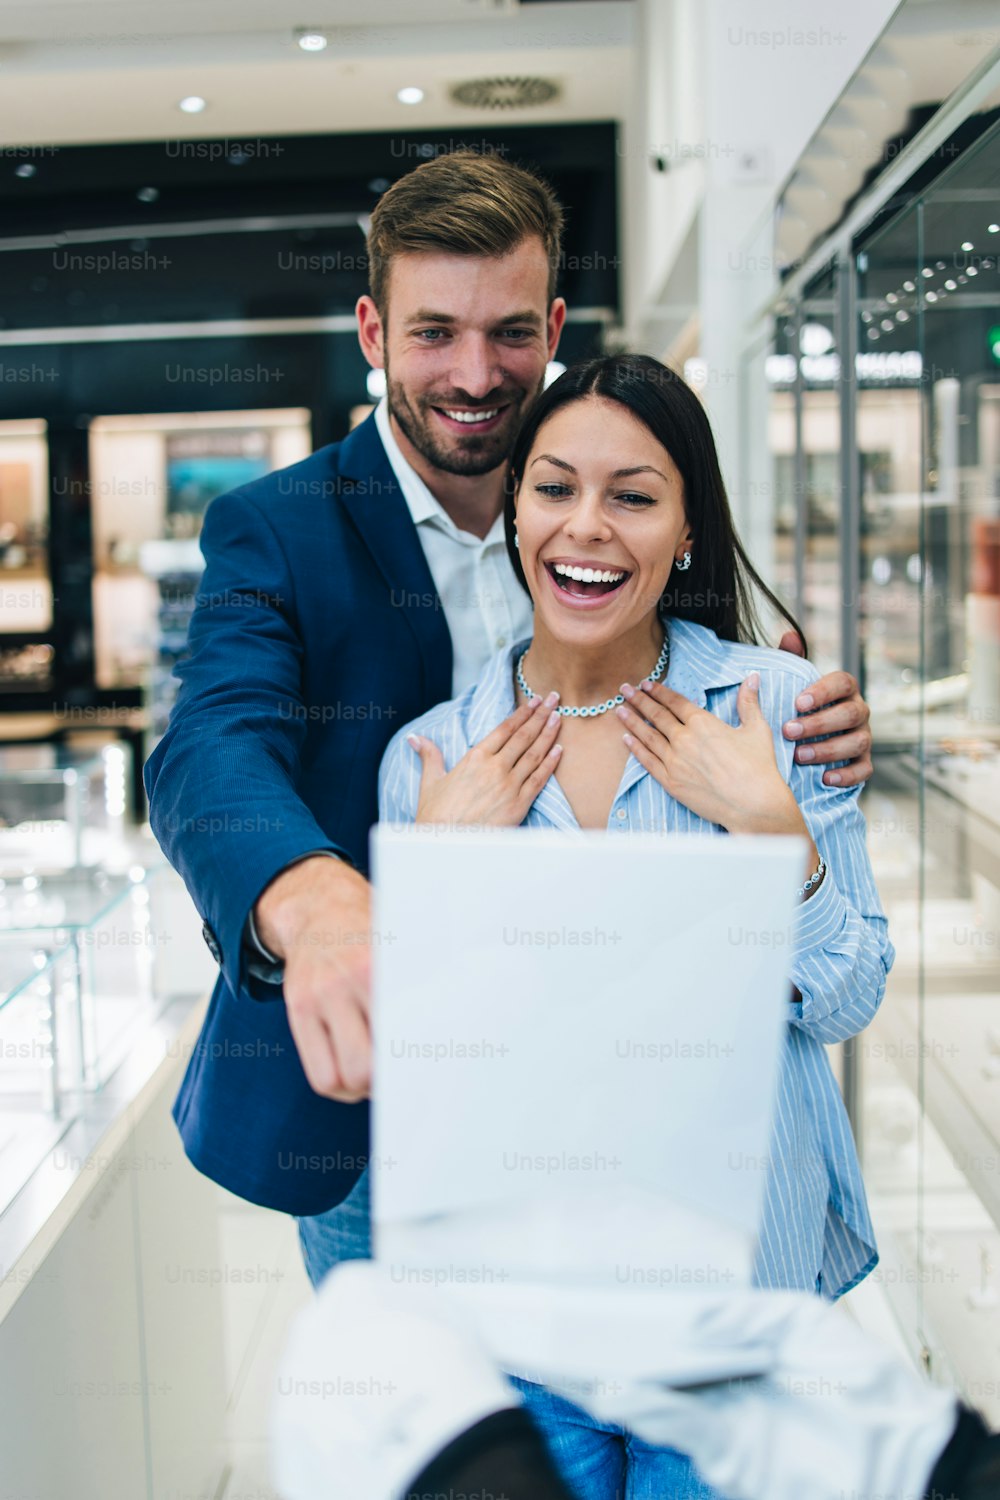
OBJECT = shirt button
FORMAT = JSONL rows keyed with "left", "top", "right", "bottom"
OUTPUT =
{"left": 615, "top": 808, "right": 627, "bottom": 821}
{"left": 496, "top": 636, "right": 507, "bottom": 649}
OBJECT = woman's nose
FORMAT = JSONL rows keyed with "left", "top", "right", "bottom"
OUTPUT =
{"left": 564, "top": 498, "right": 612, "bottom": 544}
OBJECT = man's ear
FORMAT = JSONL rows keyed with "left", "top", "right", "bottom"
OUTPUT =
{"left": 546, "top": 297, "right": 567, "bottom": 360}
{"left": 356, "top": 295, "right": 385, "bottom": 370}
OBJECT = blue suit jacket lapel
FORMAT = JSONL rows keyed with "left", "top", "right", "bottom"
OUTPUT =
{"left": 335, "top": 414, "right": 453, "bottom": 706}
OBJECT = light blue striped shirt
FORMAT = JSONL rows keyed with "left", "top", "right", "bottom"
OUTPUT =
{"left": 378, "top": 617, "right": 893, "bottom": 1299}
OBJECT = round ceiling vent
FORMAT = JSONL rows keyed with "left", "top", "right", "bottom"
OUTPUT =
{"left": 449, "top": 77, "right": 560, "bottom": 110}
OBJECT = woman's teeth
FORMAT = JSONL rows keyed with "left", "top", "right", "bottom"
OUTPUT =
{"left": 552, "top": 563, "right": 627, "bottom": 585}
{"left": 442, "top": 407, "right": 500, "bottom": 424}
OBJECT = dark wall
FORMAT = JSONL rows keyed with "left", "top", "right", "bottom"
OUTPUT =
{"left": 0, "top": 122, "right": 620, "bottom": 710}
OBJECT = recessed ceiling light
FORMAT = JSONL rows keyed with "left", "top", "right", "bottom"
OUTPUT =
{"left": 297, "top": 31, "right": 328, "bottom": 52}
{"left": 15, "top": 163, "right": 36, "bottom": 179}
{"left": 178, "top": 96, "right": 207, "bottom": 113}
{"left": 397, "top": 86, "right": 425, "bottom": 105}
{"left": 989, "top": 223, "right": 1000, "bottom": 234}
{"left": 137, "top": 186, "right": 159, "bottom": 203}
{"left": 962, "top": 241, "right": 974, "bottom": 251}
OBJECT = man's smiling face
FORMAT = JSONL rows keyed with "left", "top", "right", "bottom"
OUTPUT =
{"left": 357, "top": 237, "right": 565, "bottom": 479}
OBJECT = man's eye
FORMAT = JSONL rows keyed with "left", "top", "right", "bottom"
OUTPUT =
{"left": 415, "top": 329, "right": 448, "bottom": 341}
{"left": 499, "top": 329, "right": 533, "bottom": 340}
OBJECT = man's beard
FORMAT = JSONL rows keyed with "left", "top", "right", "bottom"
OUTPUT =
{"left": 386, "top": 368, "right": 541, "bottom": 478}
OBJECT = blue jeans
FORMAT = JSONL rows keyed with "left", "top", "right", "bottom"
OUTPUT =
{"left": 296, "top": 1170, "right": 726, "bottom": 1500}
{"left": 509, "top": 1376, "right": 724, "bottom": 1500}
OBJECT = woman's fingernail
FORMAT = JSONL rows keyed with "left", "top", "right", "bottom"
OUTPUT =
{"left": 544, "top": 690, "right": 559, "bottom": 708}
{"left": 620, "top": 683, "right": 636, "bottom": 699}
{"left": 547, "top": 710, "right": 560, "bottom": 727}
{"left": 785, "top": 720, "right": 803, "bottom": 738}
{"left": 406, "top": 734, "right": 421, "bottom": 749}
{"left": 615, "top": 705, "right": 630, "bottom": 720}
{"left": 797, "top": 745, "right": 815, "bottom": 762}
{"left": 623, "top": 732, "right": 634, "bottom": 747}
{"left": 744, "top": 671, "right": 759, "bottom": 690}
{"left": 827, "top": 771, "right": 841, "bottom": 785}
{"left": 797, "top": 693, "right": 815, "bottom": 711}
{"left": 640, "top": 679, "right": 654, "bottom": 692}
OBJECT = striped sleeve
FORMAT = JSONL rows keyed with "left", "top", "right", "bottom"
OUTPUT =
{"left": 377, "top": 724, "right": 423, "bottom": 827}
{"left": 377, "top": 689, "right": 477, "bottom": 827}
{"left": 778, "top": 674, "right": 894, "bottom": 1045}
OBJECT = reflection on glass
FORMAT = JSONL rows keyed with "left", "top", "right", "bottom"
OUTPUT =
{"left": 798, "top": 270, "right": 841, "bottom": 673}
{"left": 88, "top": 408, "right": 311, "bottom": 690}
{"left": 857, "top": 122, "right": 1000, "bottom": 1416}
{"left": 0, "top": 419, "right": 51, "bottom": 640}
{"left": 755, "top": 118, "right": 1000, "bottom": 1413}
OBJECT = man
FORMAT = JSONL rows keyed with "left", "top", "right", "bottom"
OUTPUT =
{"left": 145, "top": 148, "right": 873, "bottom": 1275}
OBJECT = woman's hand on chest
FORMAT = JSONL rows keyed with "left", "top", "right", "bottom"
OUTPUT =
{"left": 408, "top": 695, "right": 563, "bottom": 828}
{"left": 616, "top": 671, "right": 806, "bottom": 836}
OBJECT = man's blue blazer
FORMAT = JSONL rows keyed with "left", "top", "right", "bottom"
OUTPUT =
{"left": 144, "top": 413, "right": 454, "bottom": 1214}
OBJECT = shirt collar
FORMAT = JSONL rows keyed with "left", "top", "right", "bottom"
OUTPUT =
{"left": 464, "top": 617, "right": 750, "bottom": 746}
{"left": 373, "top": 397, "right": 506, "bottom": 545}
{"left": 373, "top": 397, "right": 442, "bottom": 527}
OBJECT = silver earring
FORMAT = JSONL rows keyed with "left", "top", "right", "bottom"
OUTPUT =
{"left": 675, "top": 550, "right": 691, "bottom": 572}
{"left": 513, "top": 527, "right": 520, "bottom": 550}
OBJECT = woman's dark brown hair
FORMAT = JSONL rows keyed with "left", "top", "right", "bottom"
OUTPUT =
{"left": 503, "top": 353, "right": 807, "bottom": 652}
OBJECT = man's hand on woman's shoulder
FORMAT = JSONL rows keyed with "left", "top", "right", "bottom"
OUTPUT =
{"left": 777, "top": 630, "right": 873, "bottom": 790}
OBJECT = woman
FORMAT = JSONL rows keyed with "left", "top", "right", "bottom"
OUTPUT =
{"left": 378, "top": 354, "right": 892, "bottom": 1500}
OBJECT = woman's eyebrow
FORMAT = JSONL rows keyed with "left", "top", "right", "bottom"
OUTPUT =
{"left": 530, "top": 454, "right": 576, "bottom": 472}
{"left": 610, "top": 465, "right": 669, "bottom": 482}
{"left": 528, "top": 455, "right": 669, "bottom": 484}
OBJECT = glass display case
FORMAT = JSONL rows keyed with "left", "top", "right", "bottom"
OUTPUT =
{"left": 0, "top": 743, "right": 128, "bottom": 872}
{"left": 741, "top": 113, "right": 1000, "bottom": 1419}
{"left": 0, "top": 861, "right": 187, "bottom": 1206}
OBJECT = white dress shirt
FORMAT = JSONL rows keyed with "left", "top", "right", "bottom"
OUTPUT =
{"left": 374, "top": 398, "right": 533, "bottom": 696}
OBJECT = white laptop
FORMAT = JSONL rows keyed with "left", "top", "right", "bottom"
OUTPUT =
{"left": 370, "top": 825, "right": 804, "bottom": 1380}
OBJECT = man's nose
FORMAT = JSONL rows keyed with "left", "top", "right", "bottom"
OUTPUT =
{"left": 448, "top": 335, "right": 504, "bottom": 401}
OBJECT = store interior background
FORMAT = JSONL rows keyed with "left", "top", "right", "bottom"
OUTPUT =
{"left": 0, "top": 1, "right": 999, "bottom": 1496}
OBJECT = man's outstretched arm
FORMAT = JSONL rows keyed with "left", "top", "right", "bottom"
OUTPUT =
{"left": 144, "top": 488, "right": 370, "bottom": 1100}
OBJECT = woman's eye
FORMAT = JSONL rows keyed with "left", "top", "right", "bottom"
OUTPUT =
{"left": 617, "top": 492, "right": 655, "bottom": 508}
{"left": 535, "top": 483, "right": 573, "bottom": 498}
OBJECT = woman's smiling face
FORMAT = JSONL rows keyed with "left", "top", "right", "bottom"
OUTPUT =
{"left": 514, "top": 395, "right": 692, "bottom": 644}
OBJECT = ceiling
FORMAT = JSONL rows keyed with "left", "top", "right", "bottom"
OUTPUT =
{"left": 0, "top": 0, "right": 634, "bottom": 147}
{"left": 777, "top": 0, "right": 1000, "bottom": 267}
